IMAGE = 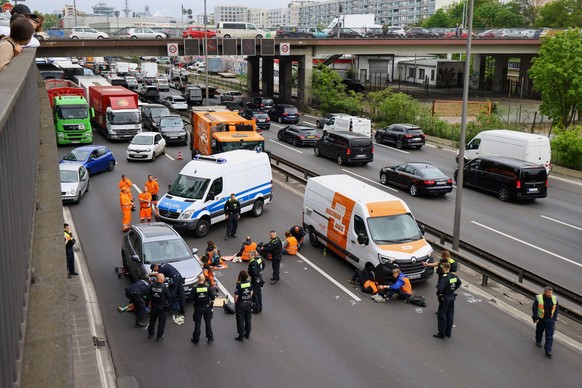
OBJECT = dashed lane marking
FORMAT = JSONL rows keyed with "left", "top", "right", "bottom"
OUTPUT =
{"left": 540, "top": 215, "right": 582, "bottom": 231}
{"left": 165, "top": 153, "right": 175, "bottom": 161}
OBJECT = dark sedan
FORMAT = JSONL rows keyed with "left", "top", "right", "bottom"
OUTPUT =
{"left": 379, "top": 163, "right": 453, "bottom": 197}
{"left": 277, "top": 125, "right": 320, "bottom": 146}
{"left": 268, "top": 104, "right": 300, "bottom": 124}
{"left": 60, "top": 145, "right": 116, "bottom": 175}
{"left": 327, "top": 28, "right": 362, "bottom": 38}
{"left": 240, "top": 109, "right": 271, "bottom": 130}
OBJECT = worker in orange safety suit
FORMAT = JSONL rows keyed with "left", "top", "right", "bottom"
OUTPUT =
{"left": 120, "top": 187, "right": 133, "bottom": 232}
{"left": 144, "top": 175, "right": 159, "bottom": 205}
{"left": 282, "top": 231, "right": 298, "bottom": 255}
{"left": 139, "top": 185, "right": 152, "bottom": 223}
{"left": 118, "top": 175, "right": 135, "bottom": 211}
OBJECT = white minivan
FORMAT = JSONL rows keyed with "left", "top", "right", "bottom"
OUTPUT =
{"left": 303, "top": 174, "right": 434, "bottom": 282}
{"left": 322, "top": 115, "right": 372, "bottom": 137}
{"left": 458, "top": 130, "right": 551, "bottom": 173}
{"left": 215, "top": 22, "right": 270, "bottom": 39}
{"left": 154, "top": 150, "right": 273, "bottom": 237}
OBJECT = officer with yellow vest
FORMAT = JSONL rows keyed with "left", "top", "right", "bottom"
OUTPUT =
{"left": 423, "top": 250, "right": 457, "bottom": 278}
{"left": 532, "top": 286, "right": 559, "bottom": 358}
{"left": 237, "top": 236, "right": 257, "bottom": 262}
{"left": 282, "top": 231, "right": 298, "bottom": 255}
{"left": 434, "top": 262, "right": 462, "bottom": 339}
{"left": 248, "top": 250, "right": 266, "bottom": 313}
{"left": 374, "top": 268, "right": 412, "bottom": 302}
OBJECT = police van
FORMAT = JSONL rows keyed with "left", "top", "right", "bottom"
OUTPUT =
{"left": 154, "top": 149, "right": 272, "bottom": 237}
{"left": 303, "top": 174, "right": 434, "bottom": 282}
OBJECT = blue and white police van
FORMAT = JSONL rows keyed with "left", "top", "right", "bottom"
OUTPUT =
{"left": 154, "top": 149, "right": 273, "bottom": 237}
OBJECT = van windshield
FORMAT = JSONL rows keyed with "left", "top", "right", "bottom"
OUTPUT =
{"left": 367, "top": 213, "right": 422, "bottom": 244}
{"left": 168, "top": 174, "right": 210, "bottom": 200}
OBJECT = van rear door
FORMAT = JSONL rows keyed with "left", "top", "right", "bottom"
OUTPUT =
{"left": 519, "top": 167, "right": 547, "bottom": 197}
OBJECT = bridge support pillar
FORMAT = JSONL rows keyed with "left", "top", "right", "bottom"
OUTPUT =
{"left": 518, "top": 55, "right": 534, "bottom": 97}
{"left": 262, "top": 57, "right": 275, "bottom": 97}
{"left": 471, "top": 54, "right": 485, "bottom": 90}
{"left": 247, "top": 56, "right": 260, "bottom": 96}
{"left": 278, "top": 57, "right": 293, "bottom": 103}
{"left": 492, "top": 55, "right": 508, "bottom": 93}
{"left": 298, "top": 49, "right": 313, "bottom": 109}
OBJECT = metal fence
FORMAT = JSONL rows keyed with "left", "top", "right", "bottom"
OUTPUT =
{"left": 0, "top": 52, "right": 40, "bottom": 388}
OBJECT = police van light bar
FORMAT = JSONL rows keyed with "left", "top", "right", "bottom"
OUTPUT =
{"left": 194, "top": 155, "right": 227, "bottom": 164}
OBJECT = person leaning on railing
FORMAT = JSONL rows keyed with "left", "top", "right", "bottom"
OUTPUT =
{"left": 0, "top": 15, "right": 33, "bottom": 71}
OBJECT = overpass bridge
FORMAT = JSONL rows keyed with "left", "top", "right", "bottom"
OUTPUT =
{"left": 39, "top": 38, "right": 541, "bottom": 104}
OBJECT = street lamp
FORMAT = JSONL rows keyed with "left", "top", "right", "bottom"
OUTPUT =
{"left": 73, "top": 0, "right": 78, "bottom": 26}
{"left": 452, "top": 0, "right": 474, "bottom": 251}
{"left": 204, "top": 0, "right": 209, "bottom": 103}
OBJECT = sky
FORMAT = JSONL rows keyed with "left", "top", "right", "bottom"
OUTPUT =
{"left": 28, "top": 0, "right": 290, "bottom": 18}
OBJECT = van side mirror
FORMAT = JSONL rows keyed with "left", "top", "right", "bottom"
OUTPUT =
{"left": 206, "top": 191, "right": 215, "bottom": 201}
{"left": 192, "top": 248, "right": 199, "bottom": 256}
{"left": 131, "top": 254, "right": 140, "bottom": 263}
{"left": 357, "top": 233, "right": 369, "bottom": 245}
{"left": 419, "top": 224, "right": 426, "bottom": 235}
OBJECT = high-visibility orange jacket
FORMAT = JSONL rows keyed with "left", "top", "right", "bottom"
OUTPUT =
{"left": 139, "top": 192, "right": 152, "bottom": 208}
{"left": 145, "top": 179, "right": 159, "bottom": 195}
{"left": 240, "top": 242, "right": 257, "bottom": 261}
{"left": 285, "top": 236, "right": 298, "bottom": 255}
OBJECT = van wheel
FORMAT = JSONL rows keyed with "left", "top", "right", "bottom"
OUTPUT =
{"left": 309, "top": 230, "right": 320, "bottom": 248}
{"left": 194, "top": 219, "right": 210, "bottom": 238}
{"left": 336, "top": 155, "right": 344, "bottom": 165}
{"left": 396, "top": 138, "right": 404, "bottom": 149}
{"left": 380, "top": 172, "right": 388, "bottom": 185}
{"left": 409, "top": 184, "right": 418, "bottom": 197}
{"left": 251, "top": 200, "right": 264, "bottom": 217}
{"left": 497, "top": 186, "right": 510, "bottom": 202}
{"left": 314, "top": 147, "right": 321, "bottom": 157}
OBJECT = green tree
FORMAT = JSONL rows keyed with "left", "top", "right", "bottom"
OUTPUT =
{"left": 311, "top": 65, "right": 363, "bottom": 115}
{"left": 39, "top": 13, "right": 60, "bottom": 29}
{"left": 551, "top": 126, "right": 582, "bottom": 168}
{"left": 493, "top": 8, "right": 526, "bottom": 27}
{"left": 529, "top": 29, "right": 582, "bottom": 128}
{"left": 535, "top": 0, "right": 582, "bottom": 28}
{"left": 421, "top": 9, "right": 449, "bottom": 28}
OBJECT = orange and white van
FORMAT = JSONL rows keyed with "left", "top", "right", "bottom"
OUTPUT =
{"left": 303, "top": 174, "right": 434, "bottom": 282}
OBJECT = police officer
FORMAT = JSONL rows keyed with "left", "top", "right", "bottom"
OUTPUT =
{"left": 434, "top": 262, "right": 462, "bottom": 339}
{"left": 191, "top": 274, "right": 215, "bottom": 344}
{"left": 422, "top": 250, "right": 458, "bottom": 279}
{"left": 151, "top": 263, "right": 186, "bottom": 315}
{"left": 148, "top": 273, "right": 171, "bottom": 341}
{"left": 248, "top": 250, "right": 265, "bottom": 313}
{"left": 263, "top": 230, "right": 283, "bottom": 285}
{"left": 64, "top": 223, "right": 78, "bottom": 278}
{"left": 532, "top": 286, "right": 559, "bottom": 358}
{"left": 289, "top": 225, "right": 306, "bottom": 250}
{"left": 125, "top": 278, "right": 151, "bottom": 327}
{"left": 224, "top": 193, "right": 241, "bottom": 240}
{"left": 234, "top": 270, "right": 253, "bottom": 341}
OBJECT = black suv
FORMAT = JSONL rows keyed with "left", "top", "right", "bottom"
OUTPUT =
{"left": 121, "top": 223, "right": 203, "bottom": 299}
{"left": 141, "top": 104, "right": 171, "bottom": 131}
{"left": 277, "top": 125, "right": 320, "bottom": 146}
{"left": 314, "top": 131, "right": 373, "bottom": 165}
{"left": 275, "top": 26, "right": 314, "bottom": 38}
{"left": 375, "top": 123, "right": 425, "bottom": 149}
{"left": 246, "top": 97, "right": 274, "bottom": 111}
{"left": 454, "top": 156, "right": 548, "bottom": 202}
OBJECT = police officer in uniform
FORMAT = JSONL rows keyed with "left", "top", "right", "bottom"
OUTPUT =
{"left": 234, "top": 270, "right": 253, "bottom": 341}
{"left": 532, "top": 286, "right": 559, "bottom": 358}
{"left": 192, "top": 274, "right": 215, "bottom": 344}
{"left": 64, "top": 223, "right": 78, "bottom": 278}
{"left": 151, "top": 263, "right": 186, "bottom": 315}
{"left": 125, "top": 278, "right": 151, "bottom": 327}
{"left": 148, "top": 273, "right": 171, "bottom": 341}
{"left": 434, "top": 262, "right": 462, "bottom": 339}
{"left": 263, "top": 230, "right": 283, "bottom": 285}
{"left": 224, "top": 193, "right": 241, "bottom": 240}
{"left": 422, "top": 250, "right": 458, "bottom": 279}
{"left": 248, "top": 250, "right": 265, "bottom": 313}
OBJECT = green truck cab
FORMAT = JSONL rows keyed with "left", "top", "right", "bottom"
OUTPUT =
{"left": 46, "top": 80, "right": 93, "bottom": 145}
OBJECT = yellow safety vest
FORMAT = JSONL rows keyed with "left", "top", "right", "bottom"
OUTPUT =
{"left": 536, "top": 294, "right": 557, "bottom": 319}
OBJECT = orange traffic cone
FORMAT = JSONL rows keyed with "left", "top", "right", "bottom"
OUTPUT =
{"left": 177, "top": 151, "right": 182, "bottom": 160}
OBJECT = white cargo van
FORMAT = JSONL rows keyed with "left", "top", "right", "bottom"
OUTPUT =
{"left": 458, "top": 130, "right": 551, "bottom": 173}
{"left": 323, "top": 115, "right": 372, "bottom": 137}
{"left": 154, "top": 149, "right": 272, "bottom": 237}
{"left": 303, "top": 175, "right": 434, "bottom": 282}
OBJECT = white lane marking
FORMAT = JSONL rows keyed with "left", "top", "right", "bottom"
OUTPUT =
{"left": 471, "top": 221, "right": 582, "bottom": 268}
{"left": 296, "top": 252, "right": 362, "bottom": 302}
{"left": 268, "top": 139, "right": 303, "bottom": 153}
{"left": 165, "top": 153, "right": 175, "bottom": 161}
{"left": 132, "top": 183, "right": 142, "bottom": 194}
{"left": 341, "top": 169, "right": 399, "bottom": 192}
{"left": 300, "top": 122, "right": 317, "bottom": 127}
{"left": 550, "top": 174, "right": 582, "bottom": 186}
{"left": 373, "top": 142, "right": 410, "bottom": 154}
{"left": 541, "top": 215, "right": 582, "bottom": 231}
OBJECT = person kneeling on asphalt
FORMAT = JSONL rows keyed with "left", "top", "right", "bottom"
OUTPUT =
{"left": 373, "top": 268, "right": 412, "bottom": 302}
{"left": 348, "top": 268, "right": 379, "bottom": 295}
{"left": 125, "top": 277, "right": 151, "bottom": 327}
{"left": 150, "top": 263, "right": 186, "bottom": 316}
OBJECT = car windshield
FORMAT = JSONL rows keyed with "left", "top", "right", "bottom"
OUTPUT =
{"left": 63, "top": 150, "right": 89, "bottom": 162}
{"left": 221, "top": 140, "right": 264, "bottom": 152}
{"left": 143, "top": 239, "right": 192, "bottom": 264}
{"left": 418, "top": 166, "right": 446, "bottom": 178}
{"left": 131, "top": 135, "right": 154, "bottom": 145}
{"left": 160, "top": 116, "right": 183, "bottom": 126}
{"left": 112, "top": 111, "right": 140, "bottom": 124}
{"left": 367, "top": 213, "right": 422, "bottom": 244}
{"left": 150, "top": 107, "right": 171, "bottom": 118}
{"left": 60, "top": 169, "right": 79, "bottom": 183}
{"left": 168, "top": 175, "right": 210, "bottom": 200}
{"left": 56, "top": 105, "right": 88, "bottom": 119}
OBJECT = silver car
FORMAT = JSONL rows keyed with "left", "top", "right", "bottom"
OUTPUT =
{"left": 126, "top": 28, "right": 166, "bottom": 39}
{"left": 59, "top": 163, "right": 89, "bottom": 203}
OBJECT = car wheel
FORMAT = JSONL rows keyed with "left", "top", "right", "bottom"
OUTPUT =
{"left": 316, "top": 120, "right": 322, "bottom": 128}
{"left": 314, "top": 147, "right": 321, "bottom": 157}
{"left": 151, "top": 152, "right": 156, "bottom": 161}
{"left": 224, "top": 34, "right": 231, "bottom": 38}
{"left": 97, "top": 36, "right": 104, "bottom": 39}
{"left": 131, "top": 36, "right": 138, "bottom": 39}
{"left": 409, "top": 184, "right": 418, "bottom": 197}
{"left": 72, "top": 36, "right": 79, "bottom": 39}
{"left": 309, "top": 229, "right": 320, "bottom": 248}
{"left": 156, "top": 35, "right": 163, "bottom": 39}
{"left": 256, "top": 35, "right": 263, "bottom": 39}
{"left": 194, "top": 218, "right": 210, "bottom": 238}
{"left": 162, "top": 146, "right": 166, "bottom": 155}
{"left": 85, "top": 179, "right": 90, "bottom": 193}
{"left": 336, "top": 155, "right": 344, "bottom": 165}
{"left": 498, "top": 186, "right": 510, "bottom": 202}
{"left": 375, "top": 134, "right": 382, "bottom": 143}
{"left": 107, "top": 160, "right": 116, "bottom": 171}
{"left": 380, "top": 172, "right": 388, "bottom": 185}
{"left": 277, "top": 131, "right": 283, "bottom": 140}
{"left": 251, "top": 199, "right": 264, "bottom": 217}
{"left": 292, "top": 138, "right": 299, "bottom": 146}
{"left": 396, "top": 138, "right": 404, "bottom": 149}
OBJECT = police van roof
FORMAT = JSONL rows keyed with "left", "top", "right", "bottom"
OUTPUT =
{"left": 180, "top": 149, "right": 268, "bottom": 175}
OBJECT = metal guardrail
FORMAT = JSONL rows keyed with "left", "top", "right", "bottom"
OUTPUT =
{"left": 268, "top": 153, "right": 582, "bottom": 325}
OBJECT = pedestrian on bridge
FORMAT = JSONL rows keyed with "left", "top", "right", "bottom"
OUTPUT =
{"left": 532, "top": 286, "right": 559, "bottom": 358}
{"left": 434, "top": 262, "right": 462, "bottom": 339}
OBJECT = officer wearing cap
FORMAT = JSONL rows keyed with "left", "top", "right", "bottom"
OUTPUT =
{"left": 191, "top": 274, "right": 215, "bottom": 344}
{"left": 224, "top": 193, "right": 240, "bottom": 240}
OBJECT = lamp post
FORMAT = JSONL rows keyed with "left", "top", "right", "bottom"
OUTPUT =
{"left": 73, "top": 0, "right": 78, "bottom": 26}
{"left": 452, "top": 0, "right": 474, "bottom": 251}
{"left": 204, "top": 0, "right": 209, "bottom": 103}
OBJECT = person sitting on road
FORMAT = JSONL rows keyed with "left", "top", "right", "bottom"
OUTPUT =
{"left": 282, "top": 231, "right": 298, "bottom": 255}
{"left": 348, "top": 268, "right": 379, "bottom": 295}
{"left": 373, "top": 268, "right": 412, "bottom": 302}
{"left": 202, "top": 258, "right": 217, "bottom": 290}
{"left": 206, "top": 240, "right": 222, "bottom": 267}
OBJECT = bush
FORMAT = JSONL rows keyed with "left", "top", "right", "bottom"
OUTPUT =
{"left": 551, "top": 127, "right": 582, "bottom": 169}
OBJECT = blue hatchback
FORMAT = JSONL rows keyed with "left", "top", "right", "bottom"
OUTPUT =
{"left": 60, "top": 145, "right": 116, "bottom": 175}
